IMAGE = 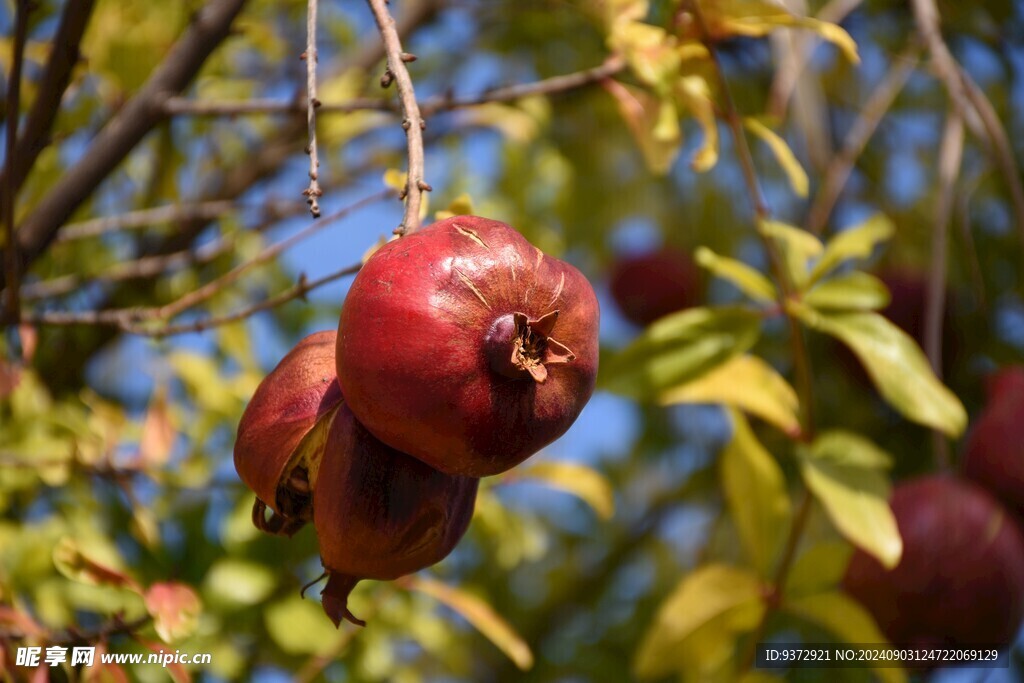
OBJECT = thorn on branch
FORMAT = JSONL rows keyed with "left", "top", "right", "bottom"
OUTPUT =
{"left": 399, "top": 52, "right": 417, "bottom": 63}
{"left": 381, "top": 69, "right": 394, "bottom": 88}
{"left": 417, "top": 180, "right": 432, "bottom": 192}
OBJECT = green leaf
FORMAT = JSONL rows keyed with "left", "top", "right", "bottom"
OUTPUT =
{"left": 785, "top": 591, "right": 908, "bottom": 683}
{"left": 797, "top": 434, "right": 902, "bottom": 569}
{"left": 803, "top": 271, "right": 890, "bottom": 310}
{"left": 265, "top": 595, "right": 348, "bottom": 656}
{"left": 660, "top": 355, "right": 800, "bottom": 437}
{"left": 407, "top": 576, "right": 533, "bottom": 671}
{"left": 809, "top": 214, "right": 895, "bottom": 284}
{"left": 784, "top": 542, "right": 853, "bottom": 596}
{"left": 720, "top": 410, "right": 791, "bottom": 576}
{"left": 600, "top": 306, "right": 763, "bottom": 399}
{"left": 744, "top": 118, "right": 808, "bottom": 198}
{"left": 604, "top": 79, "right": 682, "bottom": 175}
{"left": 811, "top": 430, "right": 893, "bottom": 469}
{"left": 789, "top": 304, "right": 967, "bottom": 436}
{"left": 610, "top": 21, "right": 680, "bottom": 91}
{"left": 514, "top": 461, "right": 615, "bottom": 520}
{"left": 758, "top": 220, "right": 822, "bottom": 289}
{"left": 53, "top": 537, "right": 141, "bottom": 593}
{"left": 700, "top": 0, "right": 859, "bottom": 64}
{"left": 694, "top": 247, "right": 777, "bottom": 304}
{"left": 635, "top": 564, "right": 764, "bottom": 679}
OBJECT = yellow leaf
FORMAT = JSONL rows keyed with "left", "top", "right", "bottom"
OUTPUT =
{"left": 514, "top": 461, "right": 615, "bottom": 520}
{"left": 610, "top": 21, "right": 680, "bottom": 90}
{"left": 758, "top": 220, "right": 822, "bottom": 289}
{"left": 784, "top": 541, "right": 852, "bottom": 596}
{"left": 743, "top": 118, "right": 808, "bottom": 198}
{"left": 784, "top": 591, "right": 908, "bottom": 683}
{"left": 635, "top": 564, "right": 764, "bottom": 679}
{"left": 457, "top": 102, "right": 541, "bottom": 143}
{"left": 809, "top": 214, "right": 896, "bottom": 284}
{"left": 383, "top": 169, "right": 407, "bottom": 194}
{"left": 604, "top": 79, "right": 682, "bottom": 175}
{"left": 435, "top": 193, "right": 475, "bottom": 221}
{"left": 803, "top": 271, "right": 891, "bottom": 310}
{"left": 406, "top": 576, "right": 533, "bottom": 670}
{"left": 139, "top": 389, "right": 174, "bottom": 467}
{"left": 695, "top": 247, "right": 777, "bottom": 304}
{"left": 676, "top": 74, "right": 719, "bottom": 171}
{"left": 719, "top": 410, "right": 792, "bottom": 576}
{"left": 661, "top": 355, "right": 800, "bottom": 436}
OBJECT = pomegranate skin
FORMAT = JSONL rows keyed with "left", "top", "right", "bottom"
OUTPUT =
{"left": 336, "top": 215, "right": 599, "bottom": 477}
{"left": 843, "top": 476, "right": 1024, "bottom": 653}
{"left": 234, "top": 331, "right": 342, "bottom": 532}
{"left": 314, "top": 404, "right": 478, "bottom": 626}
{"left": 609, "top": 248, "right": 701, "bottom": 327}
{"left": 963, "top": 366, "right": 1024, "bottom": 521}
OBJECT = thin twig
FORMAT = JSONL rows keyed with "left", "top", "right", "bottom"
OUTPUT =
{"left": 366, "top": 0, "right": 429, "bottom": 234}
{"left": 805, "top": 44, "right": 920, "bottom": 235}
{"left": 56, "top": 198, "right": 303, "bottom": 242}
{"left": 303, "top": 0, "right": 323, "bottom": 218}
{"left": 925, "top": 111, "right": 963, "bottom": 473}
{"left": 2, "top": 0, "right": 32, "bottom": 325}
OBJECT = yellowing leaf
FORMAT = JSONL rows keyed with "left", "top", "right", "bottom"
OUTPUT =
{"left": 789, "top": 304, "right": 968, "bottom": 436}
{"left": 604, "top": 79, "right": 682, "bottom": 175}
{"left": 675, "top": 74, "right": 719, "bottom": 171}
{"left": 383, "top": 168, "right": 407, "bottom": 194}
{"left": 514, "top": 461, "right": 615, "bottom": 520}
{"left": 145, "top": 582, "right": 201, "bottom": 643}
{"left": 695, "top": 247, "right": 777, "bottom": 303}
{"left": 597, "top": 0, "right": 648, "bottom": 29}
{"left": 319, "top": 68, "right": 390, "bottom": 145}
{"left": 719, "top": 410, "right": 791, "bottom": 575}
{"left": 660, "top": 355, "right": 800, "bottom": 436}
{"left": 809, "top": 214, "right": 896, "bottom": 284}
{"left": 700, "top": 0, "right": 859, "bottom": 64}
{"left": 784, "top": 541, "right": 853, "bottom": 596}
{"left": 635, "top": 564, "right": 764, "bottom": 679}
{"left": 458, "top": 103, "right": 541, "bottom": 143}
{"left": 600, "top": 306, "right": 763, "bottom": 399}
{"left": 803, "top": 271, "right": 890, "bottom": 311}
{"left": 53, "top": 538, "right": 141, "bottom": 593}
{"left": 797, "top": 434, "right": 902, "bottom": 569}
{"left": 139, "top": 389, "right": 174, "bottom": 468}
{"left": 406, "top": 576, "right": 533, "bottom": 670}
{"left": 265, "top": 596, "right": 347, "bottom": 656}
{"left": 610, "top": 21, "right": 680, "bottom": 90}
{"left": 435, "top": 193, "right": 475, "bottom": 221}
{"left": 744, "top": 118, "right": 808, "bottom": 197}
{"left": 758, "top": 220, "right": 822, "bottom": 289}
{"left": 784, "top": 591, "right": 908, "bottom": 683}
{"left": 203, "top": 559, "right": 276, "bottom": 607}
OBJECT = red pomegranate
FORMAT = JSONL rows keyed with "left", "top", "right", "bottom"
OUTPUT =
{"left": 963, "top": 366, "right": 1024, "bottom": 521}
{"left": 843, "top": 476, "right": 1024, "bottom": 652}
{"left": 234, "top": 331, "right": 342, "bottom": 535}
{"left": 609, "top": 247, "right": 701, "bottom": 327}
{"left": 336, "top": 215, "right": 600, "bottom": 477}
{"left": 314, "top": 404, "right": 478, "bottom": 626}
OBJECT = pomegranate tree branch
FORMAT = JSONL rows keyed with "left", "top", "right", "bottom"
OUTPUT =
{"left": 2, "top": 0, "right": 249, "bottom": 290}
{"left": 805, "top": 43, "right": 919, "bottom": 235}
{"left": 366, "top": 0, "right": 428, "bottom": 234}
{"left": 2, "top": 0, "right": 31, "bottom": 325}
{"left": 0, "top": 0, "right": 96, "bottom": 196}
{"left": 303, "top": 0, "right": 323, "bottom": 217}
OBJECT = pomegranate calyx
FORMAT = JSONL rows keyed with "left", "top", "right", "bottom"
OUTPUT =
{"left": 487, "top": 310, "right": 576, "bottom": 383}
{"left": 321, "top": 573, "right": 366, "bottom": 628}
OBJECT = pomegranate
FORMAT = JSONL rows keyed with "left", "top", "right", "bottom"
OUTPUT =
{"left": 963, "top": 366, "right": 1024, "bottom": 521}
{"left": 336, "top": 215, "right": 599, "bottom": 477}
{"left": 314, "top": 404, "right": 478, "bottom": 626}
{"left": 234, "top": 331, "right": 342, "bottom": 536}
{"left": 843, "top": 476, "right": 1024, "bottom": 653}
{"left": 609, "top": 247, "right": 701, "bottom": 327}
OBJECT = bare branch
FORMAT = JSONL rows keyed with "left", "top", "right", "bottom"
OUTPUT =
{"left": 303, "top": 0, "right": 323, "bottom": 218}
{"left": 2, "top": 0, "right": 31, "bottom": 324}
{"left": 805, "top": 44, "right": 920, "bottom": 235}
{"left": 4, "top": 0, "right": 250, "bottom": 288}
{"left": 0, "top": 0, "right": 96, "bottom": 195}
{"left": 366, "top": 0, "right": 429, "bottom": 234}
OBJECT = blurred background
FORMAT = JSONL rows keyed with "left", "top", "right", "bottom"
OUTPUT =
{"left": 2, "top": 0, "right": 1024, "bottom": 680}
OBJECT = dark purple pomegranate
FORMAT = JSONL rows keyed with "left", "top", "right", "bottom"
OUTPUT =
{"left": 234, "top": 331, "right": 342, "bottom": 535}
{"left": 314, "top": 404, "right": 478, "bottom": 626}
{"left": 336, "top": 215, "right": 599, "bottom": 477}
{"left": 609, "top": 247, "right": 701, "bottom": 327}
{"left": 843, "top": 475, "right": 1024, "bottom": 653}
{"left": 963, "top": 366, "right": 1024, "bottom": 521}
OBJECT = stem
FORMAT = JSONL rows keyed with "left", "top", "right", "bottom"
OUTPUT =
{"left": 304, "top": 0, "right": 323, "bottom": 217}
{"left": 366, "top": 0, "right": 428, "bottom": 234}
{"left": 2, "top": 0, "right": 31, "bottom": 325}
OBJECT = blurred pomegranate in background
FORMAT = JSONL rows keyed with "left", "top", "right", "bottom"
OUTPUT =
{"left": 609, "top": 247, "right": 702, "bottom": 327}
{"left": 963, "top": 366, "right": 1024, "bottom": 521}
{"left": 843, "top": 475, "right": 1024, "bottom": 655}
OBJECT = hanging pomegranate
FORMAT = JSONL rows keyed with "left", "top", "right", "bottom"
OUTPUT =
{"left": 336, "top": 215, "right": 600, "bottom": 477}
{"left": 843, "top": 475, "right": 1024, "bottom": 655}
{"left": 234, "top": 331, "right": 342, "bottom": 536}
{"left": 609, "top": 247, "right": 701, "bottom": 327}
{"left": 314, "top": 403, "right": 479, "bottom": 627}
